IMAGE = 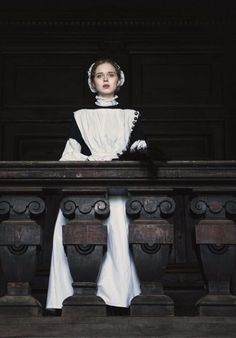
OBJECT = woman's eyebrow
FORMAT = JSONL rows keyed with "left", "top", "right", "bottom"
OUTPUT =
{"left": 95, "top": 71, "right": 116, "bottom": 75}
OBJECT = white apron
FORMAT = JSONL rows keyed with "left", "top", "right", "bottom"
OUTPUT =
{"left": 46, "top": 108, "right": 141, "bottom": 308}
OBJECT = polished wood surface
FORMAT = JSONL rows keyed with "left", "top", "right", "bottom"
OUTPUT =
{"left": 0, "top": 161, "right": 235, "bottom": 316}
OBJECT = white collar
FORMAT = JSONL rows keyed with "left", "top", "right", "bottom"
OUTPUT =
{"left": 95, "top": 95, "right": 119, "bottom": 107}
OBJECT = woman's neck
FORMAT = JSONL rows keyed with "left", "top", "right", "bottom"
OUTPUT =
{"left": 95, "top": 95, "right": 119, "bottom": 107}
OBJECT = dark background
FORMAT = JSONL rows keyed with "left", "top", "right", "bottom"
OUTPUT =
{"left": 0, "top": 0, "right": 236, "bottom": 161}
{"left": 0, "top": 0, "right": 236, "bottom": 314}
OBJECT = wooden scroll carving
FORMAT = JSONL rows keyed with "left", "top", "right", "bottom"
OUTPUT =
{"left": 0, "top": 195, "right": 45, "bottom": 316}
{"left": 127, "top": 196, "right": 175, "bottom": 316}
{"left": 191, "top": 195, "right": 236, "bottom": 316}
{"left": 61, "top": 195, "right": 109, "bottom": 316}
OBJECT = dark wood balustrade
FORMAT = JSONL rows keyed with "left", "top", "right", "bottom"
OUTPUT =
{"left": 0, "top": 161, "right": 236, "bottom": 317}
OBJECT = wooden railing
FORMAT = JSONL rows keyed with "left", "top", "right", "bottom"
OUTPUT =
{"left": 0, "top": 161, "right": 236, "bottom": 316}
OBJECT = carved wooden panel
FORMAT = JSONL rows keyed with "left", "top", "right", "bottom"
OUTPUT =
{"left": 144, "top": 119, "right": 225, "bottom": 160}
{"left": 0, "top": 124, "right": 3, "bottom": 161}
{"left": 3, "top": 122, "right": 69, "bottom": 160}
{"left": 0, "top": 55, "right": 3, "bottom": 109}
{"left": 3, "top": 53, "right": 96, "bottom": 107}
{"left": 130, "top": 53, "right": 224, "bottom": 106}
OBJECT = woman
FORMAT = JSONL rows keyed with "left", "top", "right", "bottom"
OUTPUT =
{"left": 46, "top": 59, "right": 147, "bottom": 310}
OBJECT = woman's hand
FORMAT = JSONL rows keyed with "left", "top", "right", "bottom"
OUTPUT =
{"left": 130, "top": 140, "right": 147, "bottom": 153}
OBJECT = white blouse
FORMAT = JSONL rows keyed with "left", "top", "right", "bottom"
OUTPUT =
{"left": 60, "top": 108, "right": 139, "bottom": 161}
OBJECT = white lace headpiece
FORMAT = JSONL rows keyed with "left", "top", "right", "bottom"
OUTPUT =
{"left": 87, "top": 61, "right": 125, "bottom": 93}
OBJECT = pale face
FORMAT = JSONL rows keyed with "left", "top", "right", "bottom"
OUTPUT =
{"left": 92, "top": 62, "right": 119, "bottom": 99}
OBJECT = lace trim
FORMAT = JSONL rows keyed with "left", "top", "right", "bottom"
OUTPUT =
{"left": 95, "top": 95, "right": 119, "bottom": 107}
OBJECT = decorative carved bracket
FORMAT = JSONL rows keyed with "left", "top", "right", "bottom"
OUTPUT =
{"left": 61, "top": 196, "right": 110, "bottom": 220}
{"left": 0, "top": 196, "right": 45, "bottom": 220}
{"left": 127, "top": 195, "right": 175, "bottom": 316}
{"left": 126, "top": 196, "right": 175, "bottom": 219}
{"left": 190, "top": 195, "right": 236, "bottom": 316}
{"left": 61, "top": 195, "right": 109, "bottom": 316}
{"left": 190, "top": 195, "right": 236, "bottom": 218}
{"left": 0, "top": 195, "right": 45, "bottom": 316}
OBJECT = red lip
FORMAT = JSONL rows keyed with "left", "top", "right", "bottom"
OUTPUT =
{"left": 103, "top": 84, "right": 110, "bottom": 89}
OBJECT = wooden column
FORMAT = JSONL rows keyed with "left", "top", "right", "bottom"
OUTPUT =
{"left": 127, "top": 196, "right": 175, "bottom": 316}
{"left": 0, "top": 195, "right": 45, "bottom": 316}
{"left": 61, "top": 195, "right": 108, "bottom": 316}
{"left": 191, "top": 195, "right": 236, "bottom": 316}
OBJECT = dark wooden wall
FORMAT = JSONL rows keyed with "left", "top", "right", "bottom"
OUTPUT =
{"left": 0, "top": 1, "right": 236, "bottom": 161}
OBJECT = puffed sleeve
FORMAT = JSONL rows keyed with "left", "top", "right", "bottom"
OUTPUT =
{"left": 68, "top": 116, "right": 91, "bottom": 156}
{"left": 60, "top": 115, "right": 91, "bottom": 161}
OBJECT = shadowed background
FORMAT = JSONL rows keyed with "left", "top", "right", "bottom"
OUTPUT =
{"left": 0, "top": 0, "right": 235, "bottom": 161}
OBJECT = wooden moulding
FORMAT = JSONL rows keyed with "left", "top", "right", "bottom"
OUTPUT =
{"left": 63, "top": 221, "right": 107, "bottom": 245}
{"left": 129, "top": 220, "right": 174, "bottom": 244}
{"left": 196, "top": 220, "right": 236, "bottom": 245}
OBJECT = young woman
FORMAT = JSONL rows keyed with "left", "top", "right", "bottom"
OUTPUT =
{"left": 46, "top": 59, "right": 147, "bottom": 309}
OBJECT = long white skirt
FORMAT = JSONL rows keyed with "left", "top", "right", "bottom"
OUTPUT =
{"left": 46, "top": 196, "right": 141, "bottom": 309}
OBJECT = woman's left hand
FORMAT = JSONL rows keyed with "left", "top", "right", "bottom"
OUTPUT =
{"left": 130, "top": 140, "right": 147, "bottom": 153}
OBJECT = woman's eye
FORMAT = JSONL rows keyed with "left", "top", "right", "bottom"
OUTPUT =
{"left": 95, "top": 74, "right": 102, "bottom": 79}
